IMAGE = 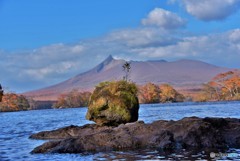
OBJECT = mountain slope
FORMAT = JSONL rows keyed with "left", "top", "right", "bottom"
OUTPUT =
{"left": 24, "top": 55, "right": 232, "bottom": 100}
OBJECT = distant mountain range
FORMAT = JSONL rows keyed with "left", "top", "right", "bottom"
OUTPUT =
{"left": 23, "top": 55, "right": 232, "bottom": 101}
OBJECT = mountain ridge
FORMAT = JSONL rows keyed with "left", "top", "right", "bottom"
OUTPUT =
{"left": 23, "top": 56, "right": 233, "bottom": 101}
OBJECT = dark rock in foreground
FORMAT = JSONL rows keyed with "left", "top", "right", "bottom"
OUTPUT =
{"left": 30, "top": 117, "right": 240, "bottom": 153}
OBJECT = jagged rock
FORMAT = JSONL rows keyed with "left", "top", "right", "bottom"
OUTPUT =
{"left": 85, "top": 80, "right": 139, "bottom": 126}
{"left": 30, "top": 117, "right": 240, "bottom": 153}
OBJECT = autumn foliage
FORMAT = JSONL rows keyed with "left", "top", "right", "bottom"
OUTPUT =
{"left": 0, "top": 93, "right": 30, "bottom": 112}
{"left": 138, "top": 83, "right": 185, "bottom": 104}
{"left": 159, "top": 84, "right": 185, "bottom": 103}
{"left": 197, "top": 70, "right": 240, "bottom": 101}
{"left": 54, "top": 82, "right": 184, "bottom": 107}
{"left": 53, "top": 89, "right": 91, "bottom": 108}
{"left": 139, "top": 83, "right": 160, "bottom": 103}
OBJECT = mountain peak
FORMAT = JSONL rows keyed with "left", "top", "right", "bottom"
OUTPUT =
{"left": 103, "top": 55, "right": 114, "bottom": 63}
{"left": 94, "top": 55, "right": 117, "bottom": 72}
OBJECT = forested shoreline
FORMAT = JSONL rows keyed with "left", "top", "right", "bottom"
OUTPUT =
{"left": 1, "top": 70, "right": 240, "bottom": 112}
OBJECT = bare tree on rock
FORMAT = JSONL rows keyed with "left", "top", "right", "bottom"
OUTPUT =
{"left": 122, "top": 61, "right": 131, "bottom": 82}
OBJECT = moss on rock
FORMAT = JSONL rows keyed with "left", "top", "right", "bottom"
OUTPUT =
{"left": 86, "top": 80, "right": 139, "bottom": 126}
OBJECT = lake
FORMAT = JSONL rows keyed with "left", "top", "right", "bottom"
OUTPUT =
{"left": 1, "top": 101, "right": 240, "bottom": 161}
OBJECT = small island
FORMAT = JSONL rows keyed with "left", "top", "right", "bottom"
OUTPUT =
{"left": 30, "top": 80, "right": 240, "bottom": 154}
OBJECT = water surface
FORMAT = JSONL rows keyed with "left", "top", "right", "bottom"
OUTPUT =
{"left": 1, "top": 101, "right": 240, "bottom": 160}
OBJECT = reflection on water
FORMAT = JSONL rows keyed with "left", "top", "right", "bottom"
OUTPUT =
{"left": 0, "top": 101, "right": 240, "bottom": 161}
{"left": 92, "top": 148, "right": 240, "bottom": 160}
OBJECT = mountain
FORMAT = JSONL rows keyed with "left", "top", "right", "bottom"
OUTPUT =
{"left": 23, "top": 55, "right": 232, "bottom": 101}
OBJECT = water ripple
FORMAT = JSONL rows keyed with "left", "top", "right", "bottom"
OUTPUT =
{"left": 0, "top": 101, "right": 240, "bottom": 160}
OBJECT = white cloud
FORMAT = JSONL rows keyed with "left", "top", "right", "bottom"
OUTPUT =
{"left": 142, "top": 8, "right": 186, "bottom": 29}
{"left": 0, "top": 43, "right": 97, "bottom": 92}
{"left": 182, "top": 0, "right": 240, "bottom": 21}
{"left": 130, "top": 29, "right": 240, "bottom": 67}
{"left": 228, "top": 29, "right": 240, "bottom": 43}
{"left": 107, "top": 27, "right": 179, "bottom": 48}
{"left": 22, "top": 61, "right": 77, "bottom": 80}
{"left": 71, "top": 45, "right": 84, "bottom": 53}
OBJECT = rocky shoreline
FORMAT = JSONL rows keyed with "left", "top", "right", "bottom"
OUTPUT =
{"left": 30, "top": 117, "right": 240, "bottom": 153}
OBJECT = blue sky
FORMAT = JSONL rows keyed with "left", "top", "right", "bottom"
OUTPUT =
{"left": 0, "top": 0, "right": 162, "bottom": 50}
{"left": 1, "top": 0, "right": 240, "bottom": 92}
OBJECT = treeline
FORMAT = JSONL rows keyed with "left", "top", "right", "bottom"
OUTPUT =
{"left": 53, "top": 90, "right": 91, "bottom": 108}
{"left": 197, "top": 70, "right": 240, "bottom": 102}
{"left": 0, "top": 93, "right": 30, "bottom": 112}
{"left": 138, "top": 83, "right": 185, "bottom": 104}
{"left": 2, "top": 70, "right": 239, "bottom": 112}
{"left": 0, "top": 90, "right": 92, "bottom": 112}
{"left": 0, "top": 92, "right": 56, "bottom": 112}
{"left": 53, "top": 83, "right": 185, "bottom": 108}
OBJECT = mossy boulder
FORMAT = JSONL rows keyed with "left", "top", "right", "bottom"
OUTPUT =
{"left": 86, "top": 80, "right": 139, "bottom": 126}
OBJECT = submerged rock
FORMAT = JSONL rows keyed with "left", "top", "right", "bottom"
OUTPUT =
{"left": 86, "top": 81, "right": 139, "bottom": 126}
{"left": 30, "top": 117, "right": 240, "bottom": 153}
